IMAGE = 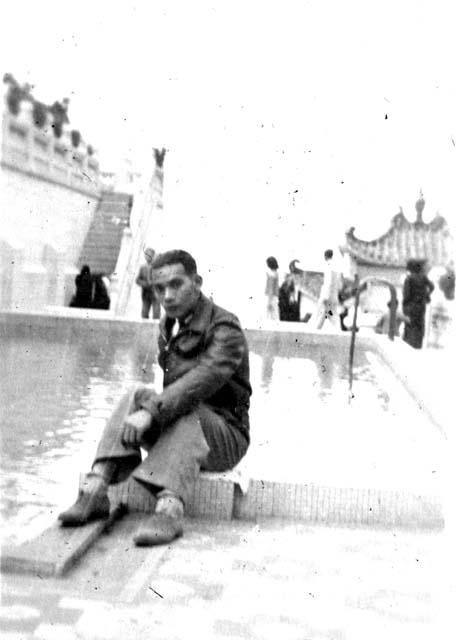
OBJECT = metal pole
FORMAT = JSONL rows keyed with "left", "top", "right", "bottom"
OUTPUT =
{"left": 348, "top": 274, "right": 360, "bottom": 396}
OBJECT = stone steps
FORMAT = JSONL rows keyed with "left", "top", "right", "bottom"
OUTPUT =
{"left": 77, "top": 190, "right": 132, "bottom": 275}
{"left": 101, "top": 190, "right": 132, "bottom": 202}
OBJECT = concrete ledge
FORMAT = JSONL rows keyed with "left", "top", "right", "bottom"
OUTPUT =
{"left": 234, "top": 480, "right": 443, "bottom": 528}
{"left": 0, "top": 309, "right": 157, "bottom": 329}
{"left": 1, "top": 505, "right": 124, "bottom": 577}
{"left": 109, "top": 473, "right": 443, "bottom": 529}
{"left": 364, "top": 333, "right": 451, "bottom": 437}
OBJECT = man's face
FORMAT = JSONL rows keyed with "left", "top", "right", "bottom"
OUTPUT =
{"left": 152, "top": 263, "right": 202, "bottom": 319}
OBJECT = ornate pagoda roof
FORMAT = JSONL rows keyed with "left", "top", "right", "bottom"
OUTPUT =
{"left": 344, "top": 194, "right": 454, "bottom": 268}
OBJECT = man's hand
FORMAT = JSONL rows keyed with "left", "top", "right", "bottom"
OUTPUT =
{"left": 122, "top": 409, "right": 154, "bottom": 447}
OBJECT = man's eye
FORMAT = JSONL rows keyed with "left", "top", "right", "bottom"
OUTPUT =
{"left": 155, "top": 285, "right": 165, "bottom": 294}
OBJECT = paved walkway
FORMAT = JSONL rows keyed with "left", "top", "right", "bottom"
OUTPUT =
{"left": 1, "top": 516, "right": 447, "bottom": 639}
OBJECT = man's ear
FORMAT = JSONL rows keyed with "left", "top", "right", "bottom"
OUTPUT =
{"left": 194, "top": 274, "right": 203, "bottom": 288}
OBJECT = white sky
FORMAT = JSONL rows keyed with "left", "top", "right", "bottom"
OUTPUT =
{"left": 2, "top": 0, "right": 456, "bottom": 281}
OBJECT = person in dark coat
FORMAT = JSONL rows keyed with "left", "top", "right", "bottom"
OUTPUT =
{"left": 402, "top": 259, "right": 434, "bottom": 349}
{"left": 279, "top": 273, "right": 300, "bottom": 321}
{"left": 70, "top": 265, "right": 93, "bottom": 308}
{"left": 91, "top": 274, "right": 110, "bottom": 310}
{"left": 59, "top": 250, "right": 251, "bottom": 547}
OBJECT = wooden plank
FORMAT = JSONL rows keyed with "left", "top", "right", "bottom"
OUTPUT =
{"left": 1, "top": 505, "right": 126, "bottom": 577}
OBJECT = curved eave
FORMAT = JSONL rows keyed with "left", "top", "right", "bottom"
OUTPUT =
{"left": 344, "top": 247, "right": 406, "bottom": 268}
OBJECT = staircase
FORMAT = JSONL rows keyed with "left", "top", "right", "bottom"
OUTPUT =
{"left": 77, "top": 191, "right": 133, "bottom": 276}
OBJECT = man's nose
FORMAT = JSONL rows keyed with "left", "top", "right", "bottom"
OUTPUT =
{"left": 164, "top": 287, "right": 175, "bottom": 302}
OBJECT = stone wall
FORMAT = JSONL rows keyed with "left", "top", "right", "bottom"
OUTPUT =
{"left": 0, "top": 91, "right": 101, "bottom": 311}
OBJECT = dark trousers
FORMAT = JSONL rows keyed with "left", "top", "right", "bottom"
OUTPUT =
{"left": 403, "top": 303, "right": 425, "bottom": 349}
{"left": 141, "top": 291, "right": 161, "bottom": 319}
{"left": 94, "top": 387, "right": 249, "bottom": 505}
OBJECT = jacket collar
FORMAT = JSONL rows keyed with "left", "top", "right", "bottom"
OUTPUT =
{"left": 160, "top": 293, "right": 214, "bottom": 337}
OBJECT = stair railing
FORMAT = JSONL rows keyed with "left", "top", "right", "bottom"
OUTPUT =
{"left": 348, "top": 276, "right": 398, "bottom": 395}
{"left": 110, "top": 164, "right": 162, "bottom": 316}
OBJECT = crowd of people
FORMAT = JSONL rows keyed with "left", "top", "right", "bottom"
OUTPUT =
{"left": 264, "top": 251, "right": 442, "bottom": 350}
{"left": 70, "top": 247, "right": 162, "bottom": 316}
{"left": 264, "top": 250, "right": 355, "bottom": 330}
{"left": 70, "top": 246, "right": 446, "bottom": 353}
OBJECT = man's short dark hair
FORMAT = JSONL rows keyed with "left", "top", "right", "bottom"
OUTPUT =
{"left": 324, "top": 249, "right": 333, "bottom": 260}
{"left": 152, "top": 250, "right": 198, "bottom": 276}
{"left": 406, "top": 258, "right": 424, "bottom": 274}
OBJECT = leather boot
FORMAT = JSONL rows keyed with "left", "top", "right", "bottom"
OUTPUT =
{"left": 133, "top": 490, "right": 184, "bottom": 546}
{"left": 58, "top": 472, "right": 110, "bottom": 526}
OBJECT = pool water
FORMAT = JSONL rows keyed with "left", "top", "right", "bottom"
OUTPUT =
{"left": 0, "top": 325, "right": 443, "bottom": 544}
{"left": 245, "top": 333, "right": 442, "bottom": 490}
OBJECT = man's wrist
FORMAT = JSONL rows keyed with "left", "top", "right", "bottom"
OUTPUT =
{"left": 139, "top": 398, "right": 162, "bottom": 419}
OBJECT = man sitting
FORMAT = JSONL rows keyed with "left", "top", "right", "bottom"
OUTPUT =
{"left": 59, "top": 250, "right": 251, "bottom": 546}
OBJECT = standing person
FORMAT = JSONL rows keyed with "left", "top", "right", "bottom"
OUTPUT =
{"left": 69, "top": 265, "right": 93, "bottom": 308}
{"left": 279, "top": 273, "right": 300, "bottom": 321}
{"left": 402, "top": 259, "right": 434, "bottom": 349}
{"left": 136, "top": 247, "right": 160, "bottom": 319}
{"left": 314, "top": 249, "right": 341, "bottom": 329}
{"left": 58, "top": 250, "right": 251, "bottom": 546}
{"left": 265, "top": 256, "right": 280, "bottom": 321}
{"left": 337, "top": 279, "right": 368, "bottom": 332}
{"left": 91, "top": 274, "right": 111, "bottom": 310}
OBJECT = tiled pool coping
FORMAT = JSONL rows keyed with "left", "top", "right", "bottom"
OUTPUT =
{"left": 110, "top": 473, "right": 443, "bottom": 529}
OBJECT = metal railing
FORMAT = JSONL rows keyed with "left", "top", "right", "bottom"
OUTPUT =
{"left": 110, "top": 165, "right": 164, "bottom": 316}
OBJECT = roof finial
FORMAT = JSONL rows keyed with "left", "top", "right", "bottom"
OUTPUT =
{"left": 415, "top": 189, "right": 425, "bottom": 223}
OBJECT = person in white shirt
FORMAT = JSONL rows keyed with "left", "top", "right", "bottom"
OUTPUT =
{"left": 265, "top": 256, "right": 280, "bottom": 321}
{"left": 314, "top": 249, "right": 341, "bottom": 329}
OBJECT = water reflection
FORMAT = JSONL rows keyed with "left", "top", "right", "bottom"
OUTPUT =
{"left": 0, "top": 324, "right": 160, "bottom": 543}
{"left": 316, "top": 351, "right": 336, "bottom": 399}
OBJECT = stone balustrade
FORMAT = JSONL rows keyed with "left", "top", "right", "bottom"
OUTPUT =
{"left": 1, "top": 93, "right": 100, "bottom": 197}
{"left": 0, "top": 86, "right": 102, "bottom": 312}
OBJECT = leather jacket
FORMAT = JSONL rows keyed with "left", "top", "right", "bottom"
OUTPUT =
{"left": 139, "top": 294, "right": 251, "bottom": 441}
